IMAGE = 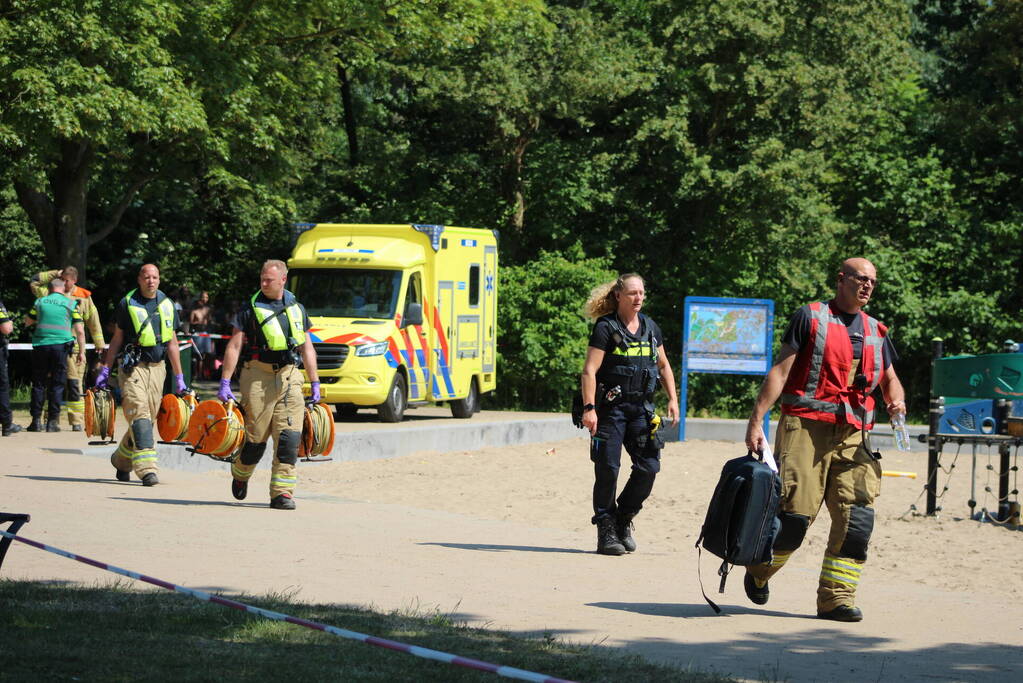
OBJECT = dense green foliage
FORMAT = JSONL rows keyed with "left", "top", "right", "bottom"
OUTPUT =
{"left": 2, "top": 0, "right": 1021, "bottom": 415}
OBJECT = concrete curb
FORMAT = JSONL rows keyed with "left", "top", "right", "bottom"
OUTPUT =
{"left": 75, "top": 414, "right": 931, "bottom": 473}
{"left": 77, "top": 415, "right": 590, "bottom": 473}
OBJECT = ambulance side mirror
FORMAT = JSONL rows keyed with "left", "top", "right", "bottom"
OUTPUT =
{"left": 404, "top": 302, "right": 423, "bottom": 327}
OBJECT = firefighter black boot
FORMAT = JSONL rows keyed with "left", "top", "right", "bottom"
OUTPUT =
{"left": 27, "top": 418, "right": 42, "bottom": 432}
{"left": 270, "top": 493, "right": 296, "bottom": 510}
{"left": 596, "top": 517, "right": 626, "bottom": 556}
{"left": 615, "top": 511, "right": 637, "bottom": 552}
{"left": 744, "top": 570, "right": 770, "bottom": 605}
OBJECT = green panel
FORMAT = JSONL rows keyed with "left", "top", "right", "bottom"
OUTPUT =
{"left": 932, "top": 353, "right": 1023, "bottom": 399}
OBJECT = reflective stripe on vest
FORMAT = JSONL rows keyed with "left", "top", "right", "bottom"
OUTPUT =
{"left": 780, "top": 302, "right": 884, "bottom": 428}
{"left": 32, "top": 294, "right": 77, "bottom": 345}
{"left": 251, "top": 292, "right": 306, "bottom": 351}
{"left": 594, "top": 313, "right": 659, "bottom": 397}
{"left": 125, "top": 290, "right": 175, "bottom": 347}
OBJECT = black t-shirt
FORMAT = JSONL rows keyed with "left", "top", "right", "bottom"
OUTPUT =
{"left": 230, "top": 292, "right": 312, "bottom": 364}
{"left": 0, "top": 298, "right": 9, "bottom": 348}
{"left": 114, "top": 290, "right": 180, "bottom": 363}
{"left": 781, "top": 303, "right": 896, "bottom": 369}
{"left": 588, "top": 314, "right": 663, "bottom": 356}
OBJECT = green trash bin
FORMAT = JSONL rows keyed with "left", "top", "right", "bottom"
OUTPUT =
{"left": 163, "top": 335, "right": 193, "bottom": 394}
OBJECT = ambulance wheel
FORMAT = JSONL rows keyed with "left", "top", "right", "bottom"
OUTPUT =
{"left": 377, "top": 374, "right": 407, "bottom": 423}
{"left": 449, "top": 380, "right": 479, "bottom": 419}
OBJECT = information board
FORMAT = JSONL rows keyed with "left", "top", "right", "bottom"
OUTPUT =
{"left": 676, "top": 296, "right": 774, "bottom": 441}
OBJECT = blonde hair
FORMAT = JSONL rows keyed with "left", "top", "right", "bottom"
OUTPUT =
{"left": 262, "top": 259, "right": 288, "bottom": 275}
{"left": 584, "top": 273, "right": 645, "bottom": 320}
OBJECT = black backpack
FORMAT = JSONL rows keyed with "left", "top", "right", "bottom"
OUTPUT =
{"left": 696, "top": 450, "right": 782, "bottom": 613}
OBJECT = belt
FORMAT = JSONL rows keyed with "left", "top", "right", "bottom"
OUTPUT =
{"left": 248, "top": 359, "right": 295, "bottom": 373}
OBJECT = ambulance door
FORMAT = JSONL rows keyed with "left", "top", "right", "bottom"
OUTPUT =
{"left": 433, "top": 280, "right": 456, "bottom": 400}
{"left": 456, "top": 262, "right": 482, "bottom": 372}
{"left": 482, "top": 245, "right": 497, "bottom": 378}
{"left": 401, "top": 270, "right": 429, "bottom": 402}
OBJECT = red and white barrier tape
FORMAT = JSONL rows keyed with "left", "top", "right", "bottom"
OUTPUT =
{"left": 0, "top": 529, "right": 575, "bottom": 683}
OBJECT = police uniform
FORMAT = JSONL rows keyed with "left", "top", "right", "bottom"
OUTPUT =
{"left": 229, "top": 290, "right": 311, "bottom": 504}
{"left": 109, "top": 288, "right": 178, "bottom": 480}
{"left": 31, "top": 270, "right": 105, "bottom": 429}
{"left": 747, "top": 300, "right": 896, "bottom": 614}
{"left": 28, "top": 291, "right": 84, "bottom": 429}
{"left": 0, "top": 299, "right": 16, "bottom": 435}
{"left": 588, "top": 312, "right": 665, "bottom": 530}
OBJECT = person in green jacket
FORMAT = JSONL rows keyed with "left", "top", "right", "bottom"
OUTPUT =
{"left": 24, "top": 278, "right": 85, "bottom": 432}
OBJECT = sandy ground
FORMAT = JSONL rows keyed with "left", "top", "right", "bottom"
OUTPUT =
{"left": 2, "top": 411, "right": 1021, "bottom": 682}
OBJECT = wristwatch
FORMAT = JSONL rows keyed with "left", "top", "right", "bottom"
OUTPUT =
{"left": 583, "top": 403, "right": 595, "bottom": 412}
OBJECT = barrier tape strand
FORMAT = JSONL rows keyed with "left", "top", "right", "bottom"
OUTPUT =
{"left": 0, "top": 530, "right": 574, "bottom": 683}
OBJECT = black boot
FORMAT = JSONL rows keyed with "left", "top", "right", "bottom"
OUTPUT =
{"left": 46, "top": 420, "right": 61, "bottom": 432}
{"left": 270, "top": 493, "right": 295, "bottom": 510}
{"left": 615, "top": 511, "right": 637, "bottom": 552}
{"left": 27, "top": 418, "right": 42, "bottom": 432}
{"left": 2, "top": 423, "right": 22, "bottom": 436}
{"left": 596, "top": 517, "right": 626, "bottom": 556}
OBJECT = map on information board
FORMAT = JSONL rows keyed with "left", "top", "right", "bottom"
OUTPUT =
{"left": 683, "top": 297, "right": 774, "bottom": 374}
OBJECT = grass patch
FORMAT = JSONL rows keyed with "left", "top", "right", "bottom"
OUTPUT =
{"left": 0, "top": 579, "right": 731, "bottom": 682}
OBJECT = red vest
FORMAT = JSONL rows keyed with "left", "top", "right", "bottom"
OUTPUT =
{"left": 780, "top": 301, "right": 887, "bottom": 429}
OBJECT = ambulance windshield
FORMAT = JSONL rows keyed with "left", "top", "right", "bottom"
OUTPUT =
{"left": 289, "top": 268, "right": 402, "bottom": 320}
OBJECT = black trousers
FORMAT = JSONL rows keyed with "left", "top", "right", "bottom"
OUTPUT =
{"left": 590, "top": 400, "right": 662, "bottom": 523}
{"left": 30, "top": 343, "right": 69, "bottom": 421}
{"left": 0, "top": 345, "right": 11, "bottom": 426}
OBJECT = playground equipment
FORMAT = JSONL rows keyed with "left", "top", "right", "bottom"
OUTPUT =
{"left": 926, "top": 339, "right": 1023, "bottom": 525}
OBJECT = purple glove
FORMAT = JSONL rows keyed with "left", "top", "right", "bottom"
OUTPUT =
{"left": 310, "top": 381, "right": 321, "bottom": 403}
{"left": 218, "top": 378, "right": 236, "bottom": 403}
{"left": 95, "top": 366, "right": 111, "bottom": 390}
{"left": 174, "top": 373, "right": 187, "bottom": 394}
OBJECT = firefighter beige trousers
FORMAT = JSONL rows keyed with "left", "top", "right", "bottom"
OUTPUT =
{"left": 65, "top": 344, "right": 86, "bottom": 427}
{"left": 111, "top": 362, "right": 165, "bottom": 479}
{"left": 231, "top": 361, "right": 304, "bottom": 499}
{"left": 747, "top": 414, "right": 883, "bottom": 613}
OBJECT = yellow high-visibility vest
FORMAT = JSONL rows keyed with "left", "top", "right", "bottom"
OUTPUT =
{"left": 125, "top": 290, "right": 175, "bottom": 347}
{"left": 251, "top": 292, "right": 306, "bottom": 351}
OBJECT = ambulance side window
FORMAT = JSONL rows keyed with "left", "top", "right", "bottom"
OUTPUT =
{"left": 403, "top": 271, "right": 423, "bottom": 326}
{"left": 468, "top": 264, "right": 480, "bottom": 307}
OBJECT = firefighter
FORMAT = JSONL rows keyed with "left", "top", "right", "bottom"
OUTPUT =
{"left": 0, "top": 298, "right": 18, "bottom": 436}
{"left": 24, "top": 278, "right": 86, "bottom": 432}
{"left": 217, "top": 259, "right": 320, "bottom": 510}
{"left": 30, "top": 266, "right": 106, "bottom": 430}
{"left": 579, "top": 273, "right": 679, "bottom": 555}
{"left": 95, "top": 264, "right": 187, "bottom": 486}
{"left": 744, "top": 257, "right": 905, "bottom": 622}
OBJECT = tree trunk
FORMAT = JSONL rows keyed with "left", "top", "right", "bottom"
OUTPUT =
{"left": 16, "top": 140, "right": 94, "bottom": 279}
{"left": 338, "top": 64, "right": 359, "bottom": 167}
{"left": 51, "top": 140, "right": 94, "bottom": 280}
{"left": 504, "top": 134, "right": 532, "bottom": 239}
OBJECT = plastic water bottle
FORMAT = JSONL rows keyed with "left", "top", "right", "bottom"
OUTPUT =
{"left": 891, "top": 413, "right": 911, "bottom": 451}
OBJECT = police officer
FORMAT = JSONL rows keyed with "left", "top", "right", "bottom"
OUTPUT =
{"left": 218, "top": 259, "right": 320, "bottom": 510}
{"left": 96, "top": 264, "right": 187, "bottom": 486}
{"left": 0, "top": 298, "right": 21, "bottom": 436}
{"left": 30, "top": 266, "right": 106, "bottom": 431}
{"left": 580, "top": 273, "right": 679, "bottom": 555}
{"left": 744, "top": 257, "right": 905, "bottom": 622}
{"left": 24, "top": 278, "right": 86, "bottom": 432}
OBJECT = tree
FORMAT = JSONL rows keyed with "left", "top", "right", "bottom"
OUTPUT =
{"left": 0, "top": 0, "right": 512, "bottom": 280}
{"left": 498, "top": 248, "right": 614, "bottom": 410}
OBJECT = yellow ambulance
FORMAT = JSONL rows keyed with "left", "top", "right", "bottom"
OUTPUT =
{"left": 287, "top": 223, "right": 498, "bottom": 421}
